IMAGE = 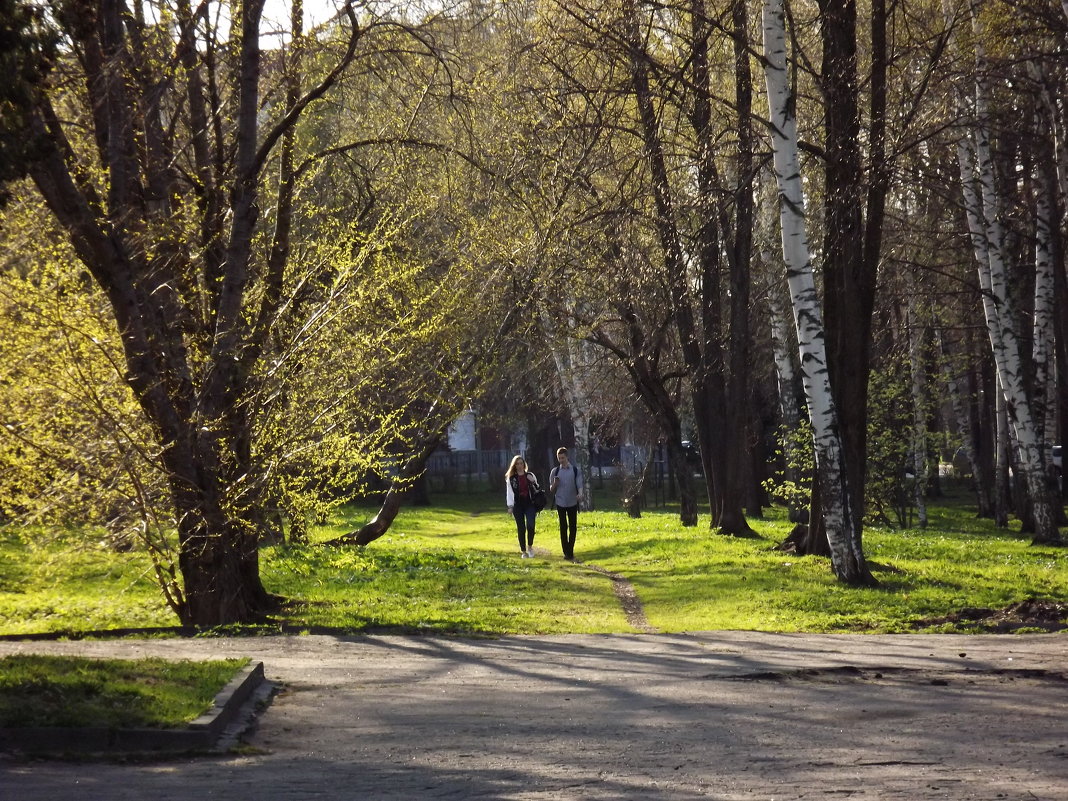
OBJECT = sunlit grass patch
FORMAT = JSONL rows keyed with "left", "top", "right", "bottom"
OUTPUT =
{"left": 0, "top": 655, "right": 248, "bottom": 728}
{"left": 0, "top": 528, "right": 174, "bottom": 635}
{"left": 1, "top": 484, "right": 1065, "bottom": 636}
{"left": 264, "top": 505, "right": 631, "bottom": 633}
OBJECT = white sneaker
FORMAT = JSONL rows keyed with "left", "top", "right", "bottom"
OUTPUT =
{"left": 520, "top": 551, "right": 529, "bottom": 558}
{"left": 527, "top": 548, "right": 535, "bottom": 558}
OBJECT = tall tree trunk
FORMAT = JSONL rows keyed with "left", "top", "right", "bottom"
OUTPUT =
{"left": 956, "top": 114, "right": 1061, "bottom": 542}
{"left": 687, "top": 0, "right": 756, "bottom": 536}
{"left": 717, "top": 0, "right": 757, "bottom": 536}
{"left": 623, "top": 0, "right": 706, "bottom": 527}
{"left": 1034, "top": 68, "right": 1068, "bottom": 506}
{"left": 762, "top": 0, "right": 874, "bottom": 584}
{"left": 688, "top": 0, "right": 729, "bottom": 527}
{"left": 950, "top": 6, "right": 1061, "bottom": 544}
{"left": 545, "top": 321, "right": 593, "bottom": 511}
{"left": 817, "top": 0, "right": 885, "bottom": 541}
{"left": 907, "top": 296, "right": 929, "bottom": 528}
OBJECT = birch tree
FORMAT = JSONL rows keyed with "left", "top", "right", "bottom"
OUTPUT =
{"left": 543, "top": 312, "right": 595, "bottom": 511}
{"left": 761, "top": 0, "right": 874, "bottom": 584}
{"left": 950, "top": 2, "right": 1062, "bottom": 544}
{"left": 757, "top": 170, "right": 810, "bottom": 532}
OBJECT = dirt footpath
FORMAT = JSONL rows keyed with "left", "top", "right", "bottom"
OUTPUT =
{"left": 1, "top": 631, "right": 1066, "bottom": 800}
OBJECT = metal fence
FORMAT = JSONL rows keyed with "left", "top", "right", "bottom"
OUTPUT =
{"left": 425, "top": 449, "right": 512, "bottom": 492}
{"left": 423, "top": 447, "right": 674, "bottom": 504}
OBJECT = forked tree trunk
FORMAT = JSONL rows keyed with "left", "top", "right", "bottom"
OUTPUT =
{"left": 21, "top": 0, "right": 368, "bottom": 625}
{"left": 593, "top": 297, "right": 700, "bottom": 526}
{"left": 329, "top": 432, "right": 445, "bottom": 547}
{"left": 623, "top": 0, "right": 707, "bottom": 529}
{"left": 762, "top": 0, "right": 874, "bottom": 584}
{"left": 162, "top": 420, "right": 276, "bottom": 624}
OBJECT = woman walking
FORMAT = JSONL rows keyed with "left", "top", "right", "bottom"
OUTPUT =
{"left": 506, "top": 455, "right": 541, "bottom": 558}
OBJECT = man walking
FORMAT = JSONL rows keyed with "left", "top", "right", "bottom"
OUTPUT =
{"left": 549, "top": 447, "right": 584, "bottom": 560}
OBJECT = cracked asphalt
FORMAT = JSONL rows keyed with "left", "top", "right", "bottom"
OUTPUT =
{"left": 1, "top": 631, "right": 1066, "bottom": 800}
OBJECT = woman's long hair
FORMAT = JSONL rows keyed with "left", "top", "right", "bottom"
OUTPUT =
{"left": 505, "top": 455, "right": 526, "bottom": 478}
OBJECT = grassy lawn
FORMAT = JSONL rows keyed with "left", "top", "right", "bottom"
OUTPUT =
{"left": 0, "top": 655, "right": 248, "bottom": 728}
{"left": 0, "top": 481, "right": 1065, "bottom": 636}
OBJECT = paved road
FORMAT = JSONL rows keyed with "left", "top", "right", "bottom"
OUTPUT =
{"left": 1, "top": 632, "right": 1066, "bottom": 800}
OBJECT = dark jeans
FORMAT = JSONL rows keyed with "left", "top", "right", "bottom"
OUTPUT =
{"left": 556, "top": 504, "right": 578, "bottom": 558}
{"left": 513, "top": 500, "right": 537, "bottom": 551}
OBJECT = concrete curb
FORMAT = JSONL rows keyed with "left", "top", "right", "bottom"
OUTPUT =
{"left": 0, "top": 660, "right": 266, "bottom": 755}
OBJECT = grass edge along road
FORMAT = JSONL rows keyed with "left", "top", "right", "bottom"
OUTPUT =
{"left": 1, "top": 485, "right": 1065, "bottom": 636}
{"left": 0, "top": 654, "right": 249, "bottom": 729}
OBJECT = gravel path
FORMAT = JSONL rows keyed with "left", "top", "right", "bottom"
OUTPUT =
{"left": 1, "top": 631, "right": 1066, "bottom": 800}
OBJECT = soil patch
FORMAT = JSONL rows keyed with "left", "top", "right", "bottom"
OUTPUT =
{"left": 576, "top": 562, "right": 658, "bottom": 633}
{"left": 912, "top": 597, "right": 1068, "bottom": 632}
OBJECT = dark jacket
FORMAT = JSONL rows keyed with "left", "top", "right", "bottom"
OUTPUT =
{"left": 506, "top": 471, "right": 540, "bottom": 507}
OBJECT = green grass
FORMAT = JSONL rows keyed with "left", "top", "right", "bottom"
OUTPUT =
{"left": 0, "top": 655, "right": 248, "bottom": 728}
{"left": 1, "top": 481, "right": 1065, "bottom": 635}
{"left": 0, "top": 528, "right": 176, "bottom": 635}
{"left": 267, "top": 493, "right": 629, "bottom": 633}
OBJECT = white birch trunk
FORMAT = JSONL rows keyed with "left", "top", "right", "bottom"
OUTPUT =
{"left": 759, "top": 172, "right": 804, "bottom": 498}
{"left": 543, "top": 315, "right": 593, "bottom": 511}
{"left": 1029, "top": 64, "right": 1060, "bottom": 478}
{"left": 995, "top": 379, "right": 1011, "bottom": 528}
{"left": 948, "top": 3, "right": 1059, "bottom": 541}
{"left": 762, "top": 0, "right": 871, "bottom": 582}
{"left": 1033, "top": 158, "right": 1056, "bottom": 453}
{"left": 958, "top": 131, "right": 1052, "bottom": 536}
{"left": 971, "top": 19, "right": 1056, "bottom": 542}
{"left": 769, "top": 278, "right": 802, "bottom": 438}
